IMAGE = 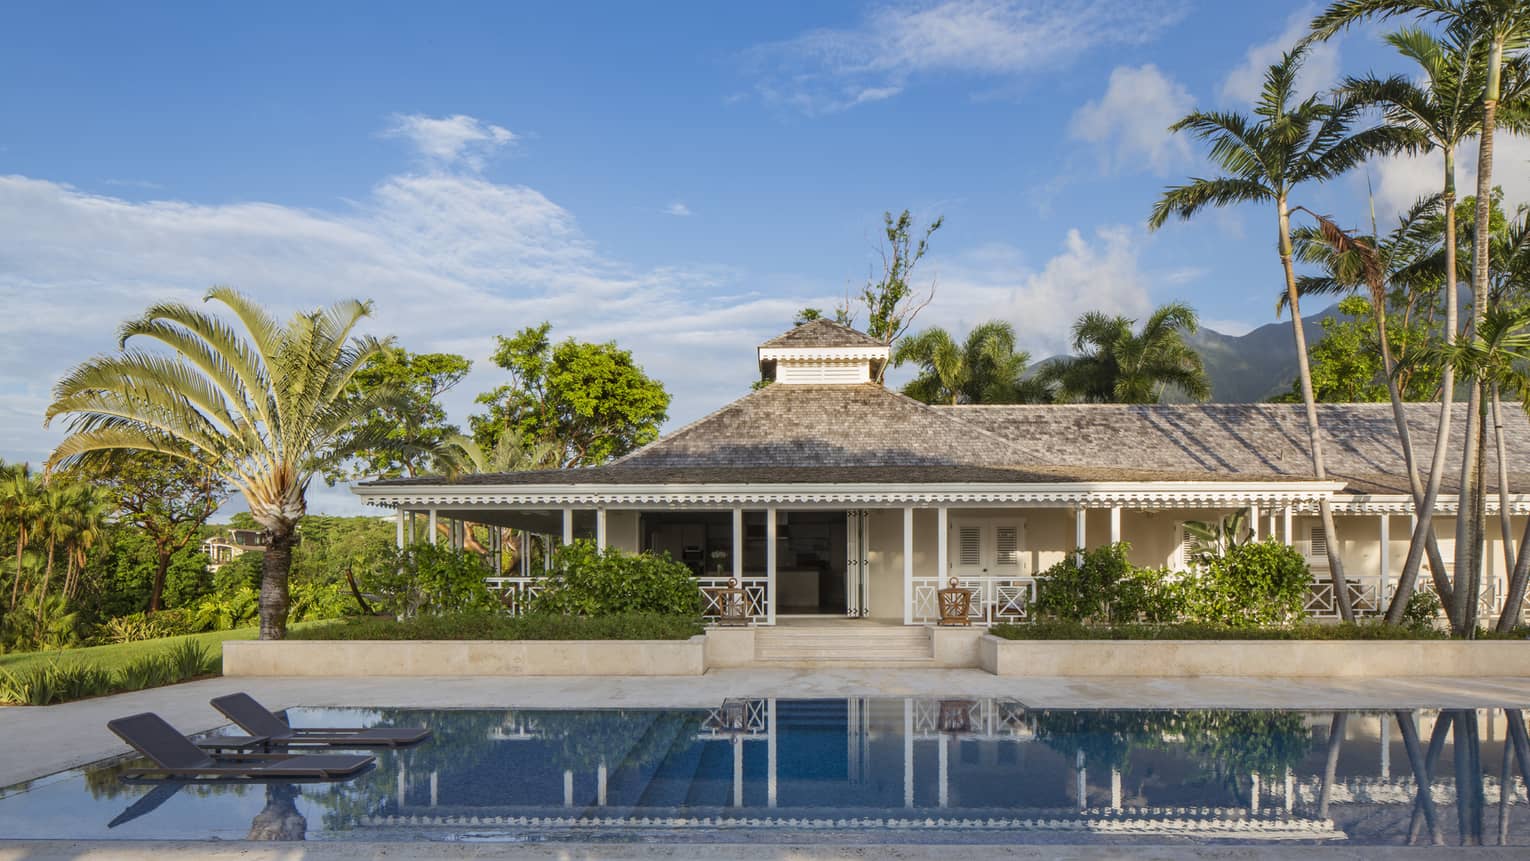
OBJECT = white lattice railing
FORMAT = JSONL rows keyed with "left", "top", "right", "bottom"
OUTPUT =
{"left": 697, "top": 576, "right": 769, "bottom": 625}
{"left": 484, "top": 576, "right": 543, "bottom": 614}
{"left": 1304, "top": 576, "right": 1386, "bottom": 619}
{"left": 910, "top": 576, "right": 1037, "bottom": 625}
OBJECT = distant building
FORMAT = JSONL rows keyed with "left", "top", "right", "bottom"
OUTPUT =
{"left": 202, "top": 528, "right": 269, "bottom": 572}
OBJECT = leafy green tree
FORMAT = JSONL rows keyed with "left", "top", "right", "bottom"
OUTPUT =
{"left": 1272, "top": 296, "right": 1441, "bottom": 403}
{"left": 1039, "top": 302, "right": 1210, "bottom": 403}
{"left": 0, "top": 461, "right": 42, "bottom": 613}
{"left": 1151, "top": 45, "right": 1413, "bottom": 621}
{"left": 72, "top": 452, "right": 228, "bottom": 613}
{"left": 470, "top": 323, "right": 670, "bottom": 467}
{"left": 45, "top": 289, "right": 396, "bottom": 639}
{"left": 894, "top": 320, "right": 1047, "bottom": 405}
{"left": 847, "top": 210, "right": 944, "bottom": 382}
{"left": 326, "top": 349, "right": 471, "bottom": 481}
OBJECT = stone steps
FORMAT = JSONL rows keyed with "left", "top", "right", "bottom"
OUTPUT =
{"left": 753, "top": 625, "right": 933, "bottom": 664}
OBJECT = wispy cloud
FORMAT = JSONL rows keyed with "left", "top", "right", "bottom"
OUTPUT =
{"left": 664, "top": 201, "right": 693, "bottom": 217}
{"left": 381, "top": 113, "right": 517, "bottom": 171}
{"left": 1220, "top": 4, "right": 1340, "bottom": 107}
{"left": 0, "top": 116, "right": 843, "bottom": 512}
{"left": 750, "top": 0, "right": 1190, "bottom": 114}
{"left": 1069, "top": 63, "right": 1194, "bottom": 175}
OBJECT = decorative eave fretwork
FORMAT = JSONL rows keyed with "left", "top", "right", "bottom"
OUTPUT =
{"left": 353, "top": 480, "right": 1348, "bottom": 511}
{"left": 1328, "top": 494, "right": 1530, "bottom": 516}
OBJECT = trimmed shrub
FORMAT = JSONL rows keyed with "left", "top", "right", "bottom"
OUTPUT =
{"left": 1030, "top": 543, "right": 1181, "bottom": 625}
{"left": 365, "top": 544, "right": 496, "bottom": 618}
{"left": 990, "top": 619, "right": 1447, "bottom": 640}
{"left": 1182, "top": 539, "right": 1310, "bottom": 628}
{"left": 529, "top": 541, "right": 703, "bottom": 618}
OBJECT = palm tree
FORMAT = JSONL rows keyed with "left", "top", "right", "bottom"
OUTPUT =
{"left": 1339, "top": 28, "right": 1490, "bottom": 623}
{"left": 59, "top": 483, "right": 111, "bottom": 602}
{"left": 893, "top": 320, "right": 1044, "bottom": 405}
{"left": 45, "top": 289, "right": 395, "bottom": 639}
{"left": 434, "top": 430, "right": 561, "bottom": 566}
{"left": 1040, "top": 302, "right": 1210, "bottom": 404}
{"left": 1287, "top": 201, "right": 1461, "bottom": 625}
{"left": 0, "top": 461, "right": 41, "bottom": 612}
{"left": 1311, "top": 0, "right": 1530, "bottom": 631}
{"left": 1149, "top": 45, "right": 1414, "bottom": 621}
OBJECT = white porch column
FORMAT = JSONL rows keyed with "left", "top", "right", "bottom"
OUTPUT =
{"left": 903, "top": 507, "right": 915, "bottom": 625}
{"left": 766, "top": 507, "right": 778, "bottom": 625}
{"left": 732, "top": 507, "right": 744, "bottom": 581}
{"left": 428, "top": 508, "right": 438, "bottom": 546}
{"left": 396, "top": 508, "right": 405, "bottom": 549}
{"left": 1108, "top": 506, "right": 1121, "bottom": 545}
{"left": 937, "top": 734, "right": 949, "bottom": 808}
{"left": 596, "top": 508, "right": 607, "bottom": 549}
{"left": 544, "top": 535, "right": 552, "bottom": 571}
{"left": 597, "top": 762, "right": 607, "bottom": 806}
{"left": 562, "top": 508, "right": 574, "bottom": 545}
{"left": 1379, "top": 514, "right": 1391, "bottom": 600}
{"left": 767, "top": 698, "right": 778, "bottom": 809}
{"left": 1111, "top": 768, "right": 1122, "bottom": 810}
{"left": 563, "top": 770, "right": 574, "bottom": 807}
{"left": 731, "top": 736, "right": 744, "bottom": 807}
{"left": 1251, "top": 503, "right": 1260, "bottom": 540}
{"left": 1250, "top": 773, "right": 1260, "bottom": 814}
{"left": 936, "top": 506, "right": 949, "bottom": 581}
{"left": 903, "top": 698, "right": 914, "bottom": 808}
{"left": 1283, "top": 507, "right": 1294, "bottom": 547}
{"left": 1075, "top": 748, "right": 1087, "bottom": 811}
{"left": 1074, "top": 506, "right": 1086, "bottom": 565}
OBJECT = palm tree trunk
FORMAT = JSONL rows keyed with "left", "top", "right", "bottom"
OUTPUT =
{"left": 1372, "top": 286, "right": 1454, "bottom": 619}
{"left": 1454, "top": 42, "right": 1504, "bottom": 639}
{"left": 10, "top": 529, "right": 26, "bottom": 611}
{"left": 1388, "top": 147, "right": 1459, "bottom": 625}
{"left": 1490, "top": 385, "right": 1516, "bottom": 623}
{"left": 258, "top": 522, "right": 296, "bottom": 640}
{"left": 1279, "top": 195, "right": 1353, "bottom": 621}
{"left": 1317, "top": 711, "right": 1347, "bottom": 820}
{"left": 1396, "top": 710, "right": 1442, "bottom": 846}
{"left": 1454, "top": 384, "right": 1485, "bottom": 634}
{"left": 33, "top": 536, "right": 56, "bottom": 639}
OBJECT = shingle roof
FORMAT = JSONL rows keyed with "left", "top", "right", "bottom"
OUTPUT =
{"left": 937, "top": 403, "right": 1530, "bottom": 495}
{"left": 758, "top": 319, "right": 886, "bottom": 349}
{"left": 613, "top": 382, "right": 1025, "bottom": 468}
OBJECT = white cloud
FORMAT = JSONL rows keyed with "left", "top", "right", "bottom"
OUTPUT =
{"left": 0, "top": 119, "right": 839, "bottom": 513}
{"left": 382, "top": 113, "right": 517, "bottom": 171}
{"left": 752, "top": 0, "right": 1189, "bottom": 114}
{"left": 1220, "top": 5, "right": 1340, "bottom": 107}
{"left": 1201, "top": 318, "right": 1256, "bottom": 337}
{"left": 664, "top": 202, "right": 693, "bottom": 217}
{"left": 1365, "top": 134, "right": 1530, "bottom": 223}
{"left": 915, "top": 227, "right": 1153, "bottom": 359}
{"left": 1069, "top": 64, "right": 1194, "bottom": 174}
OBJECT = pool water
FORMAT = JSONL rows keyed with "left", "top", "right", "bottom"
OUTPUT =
{"left": 0, "top": 699, "right": 1527, "bottom": 845}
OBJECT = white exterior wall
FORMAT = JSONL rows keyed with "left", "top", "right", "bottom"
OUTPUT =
{"left": 605, "top": 510, "right": 641, "bottom": 553}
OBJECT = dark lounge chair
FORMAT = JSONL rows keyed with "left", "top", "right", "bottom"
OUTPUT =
{"left": 107, "top": 712, "right": 375, "bottom": 779}
{"left": 211, "top": 692, "right": 431, "bottom": 747}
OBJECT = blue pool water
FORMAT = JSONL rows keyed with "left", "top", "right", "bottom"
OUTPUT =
{"left": 0, "top": 699, "right": 1527, "bottom": 845}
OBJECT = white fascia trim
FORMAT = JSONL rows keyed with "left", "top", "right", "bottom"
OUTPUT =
{"left": 757, "top": 346, "right": 890, "bottom": 363}
{"left": 1329, "top": 494, "right": 1530, "bottom": 516}
{"left": 352, "top": 479, "right": 1347, "bottom": 510}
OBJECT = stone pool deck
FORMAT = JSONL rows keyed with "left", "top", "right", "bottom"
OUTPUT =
{"left": 4, "top": 668, "right": 1530, "bottom": 788}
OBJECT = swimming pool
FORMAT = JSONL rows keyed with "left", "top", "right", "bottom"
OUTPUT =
{"left": 0, "top": 698, "right": 1525, "bottom": 846}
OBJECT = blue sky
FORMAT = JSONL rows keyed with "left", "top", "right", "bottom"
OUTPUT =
{"left": 2, "top": 1, "right": 1527, "bottom": 513}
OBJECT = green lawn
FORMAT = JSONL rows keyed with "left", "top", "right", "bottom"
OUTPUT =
{"left": 0, "top": 621, "right": 335, "bottom": 675}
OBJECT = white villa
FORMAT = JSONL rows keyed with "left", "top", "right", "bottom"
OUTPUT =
{"left": 201, "top": 528, "right": 269, "bottom": 573}
{"left": 355, "top": 320, "right": 1530, "bottom": 627}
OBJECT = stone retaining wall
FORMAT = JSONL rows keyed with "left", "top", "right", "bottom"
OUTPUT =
{"left": 979, "top": 635, "right": 1530, "bottom": 677}
{"left": 223, "top": 636, "right": 707, "bottom": 677}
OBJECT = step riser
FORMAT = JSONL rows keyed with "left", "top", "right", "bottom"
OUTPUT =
{"left": 752, "top": 627, "right": 933, "bottom": 663}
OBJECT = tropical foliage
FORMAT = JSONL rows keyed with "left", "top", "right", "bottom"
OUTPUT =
{"left": 893, "top": 320, "right": 1048, "bottom": 405}
{"left": 1038, "top": 302, "right": 1210, "bottom": 403}
{"left": 528, "top": 541, "right": 702, "bottom": 618}
{"left": 470, "top": 322, "right": 670, "bottom": 468}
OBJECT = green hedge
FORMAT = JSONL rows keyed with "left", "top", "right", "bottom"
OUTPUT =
{"left": 528, "top": 541, "right": 702, "bottom": 617}
{"left": 289, "top": 611, "right": 704, "bottom": 641}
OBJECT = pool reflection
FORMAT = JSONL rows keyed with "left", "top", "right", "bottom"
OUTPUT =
{"left": 0, "top": 700, "right": 1525, "bottom": 845}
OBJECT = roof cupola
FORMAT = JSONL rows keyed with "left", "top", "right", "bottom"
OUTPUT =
{"left": 756, "top": 319, "right": 889, "bottom": 385}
